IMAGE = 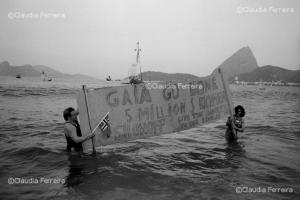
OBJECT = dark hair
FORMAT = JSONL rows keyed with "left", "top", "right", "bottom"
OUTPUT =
{"left": 63, "top": 107, "right": 75, "bottom": 121}
{"left": 234, "top": 105, "right": 245, "bottom": 117}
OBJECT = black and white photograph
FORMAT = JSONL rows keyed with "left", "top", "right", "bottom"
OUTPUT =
{"left": 0, "top": 0, "right": 299, "bottom": 199}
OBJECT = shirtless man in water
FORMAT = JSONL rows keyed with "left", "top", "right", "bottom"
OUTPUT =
{"left": 63, "top": 107, "right": 95, "bottom": 152}
{"left": 225, "top": 105, "right": 245, "bottom": 141}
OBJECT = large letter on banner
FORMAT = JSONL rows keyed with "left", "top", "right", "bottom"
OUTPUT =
{"left": 77, "top": 69, "right": 233, "bottom": 152}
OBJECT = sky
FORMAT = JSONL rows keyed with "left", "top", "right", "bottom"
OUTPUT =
{"left": 0, "top": 0, "right": 299, "bottom": 79}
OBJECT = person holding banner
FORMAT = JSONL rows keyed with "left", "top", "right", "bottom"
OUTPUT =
{"left": 63, "top": 107, "right": 95, "bottom": 152}
{"left": 225, "top": 105, "right": 246, "bottom": 141}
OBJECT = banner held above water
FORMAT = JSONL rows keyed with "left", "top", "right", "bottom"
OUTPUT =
{"left": 77, "top": 69, "right": 232, "bottom": 153}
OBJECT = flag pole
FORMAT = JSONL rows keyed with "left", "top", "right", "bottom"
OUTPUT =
{"left": 218, "top": 68, "right": 237, "bottom": 138}
{"left": 82, "top": 85, "right": 96, "bottom": 154}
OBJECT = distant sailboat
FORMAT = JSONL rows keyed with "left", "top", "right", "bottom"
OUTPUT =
{"left": 41, "top": 71, "right": 46, "bottom": 81}
{"left": 41, "top": 71, "right": 52, "bottom": 81}
{"left": 16, "top": 74, "right": 21, "bottom": 79}
{"left": 128, "top": 41, "right": 143, "bottom": 84}
{"left": 106, "top": 75, "right": 112, "bottom": 81}
{"left": 259, "top": 80, "right": 266, "bottom": 90}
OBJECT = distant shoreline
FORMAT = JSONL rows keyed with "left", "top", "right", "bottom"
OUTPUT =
{"left": 230, "top": 83, "right": 300, "bottom": 87}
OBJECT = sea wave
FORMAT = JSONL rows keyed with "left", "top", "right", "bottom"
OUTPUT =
{"left": 0, "top": 85, "right": 78, "bottom": 97}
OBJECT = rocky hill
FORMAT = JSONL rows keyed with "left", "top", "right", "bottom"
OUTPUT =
{"left": 0, "top": 61, "right": 98, "bottom": 80}
{"left": 234, "top": 65, "right": 300, "bottom": 83}
{"left": 0, "top": 61, "right": 41, "bottom": 77}
{"left": 212, "top": 46, "right": 259, "bottom": 79}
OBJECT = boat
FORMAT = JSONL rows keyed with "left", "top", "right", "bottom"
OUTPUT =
{"left": 259, "top": 80, "right": 266, "bottom": 90}
{"left": 41, "top": 71, "right": 52, "bottom": 81}
{"left": 127, "top": 42, "right": 143, "bottom": 84}
{"left": 16, "top": 75, "right": 21, "bottom": 79}
{"left": 106, "top": 76, "right": 112, "bottom": 81}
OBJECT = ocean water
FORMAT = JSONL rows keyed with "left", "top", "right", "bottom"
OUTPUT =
{"left": 0, "top": 76, "right": 299, "bottom": 200}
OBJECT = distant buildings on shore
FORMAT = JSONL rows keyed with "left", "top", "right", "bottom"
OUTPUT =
{"left": 233, "top": 76, "right": 300, "bottom": 87}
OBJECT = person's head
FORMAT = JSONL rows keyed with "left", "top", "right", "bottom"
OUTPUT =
{"left": 234, "top": 105, "right": 245, "bottom": 117}
{"left": 63, "top": 107, "right": 79, "bottom": 121}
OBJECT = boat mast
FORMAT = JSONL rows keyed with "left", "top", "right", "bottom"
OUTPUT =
{"left": 135, "top": 41, "right": 142, "bottom": 81}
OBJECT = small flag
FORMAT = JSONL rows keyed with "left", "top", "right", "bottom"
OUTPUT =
{"left": 98, "top": 112, "right": 111, "bottom": 138}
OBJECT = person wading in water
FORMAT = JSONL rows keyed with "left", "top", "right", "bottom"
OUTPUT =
{"left": 225, "top": 105, "right": 245, "bottom": 141}
{"left": 63, "top": 107, "right": 95, "bottom": 152}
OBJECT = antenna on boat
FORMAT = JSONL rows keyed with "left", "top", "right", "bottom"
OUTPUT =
{"left": 134, "top": 41, "right": 142, "bottom": 81}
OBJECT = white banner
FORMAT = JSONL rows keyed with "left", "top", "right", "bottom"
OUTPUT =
{"left": 77, "top": 69, "right": 232, "bottom": 152}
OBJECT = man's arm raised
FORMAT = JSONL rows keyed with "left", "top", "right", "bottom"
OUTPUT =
{"left": 66, "top": 124, "right": 95, "bottom": 143}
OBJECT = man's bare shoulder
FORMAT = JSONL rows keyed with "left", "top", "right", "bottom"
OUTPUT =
{"left": 64, "top": 123, "right": 76, "bottom": 131}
